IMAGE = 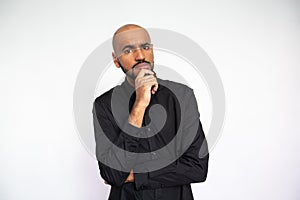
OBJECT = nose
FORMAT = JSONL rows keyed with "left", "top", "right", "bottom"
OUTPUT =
{"left": 134, "top": 48, "right": 145, "bottom": 61}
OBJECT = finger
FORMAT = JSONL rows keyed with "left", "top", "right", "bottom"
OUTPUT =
{"left": 151, "top": 80, "right": 158, "bottom": 93}
{"left": 135, "top": 69, "right": 154, "bottom": 79}
{"left": 136, "top": 80, "right": 157, "bottom": 90}
{"left": 135, "top": 77, "right": 157, "bottom": 89}
{"left": 151, "top": 83, "right": 159, "bottom": 94}
{"left": 137, "top": 73, "right": 156, "bottom": 81}
{"left": 136, "top": 76, "right": 156, "bottom": 85}
{"left": 135, "top": 74, "right": 155, "bottom": 81}
{"left": 135, "top": 70, "right": 155, "bottom": 80}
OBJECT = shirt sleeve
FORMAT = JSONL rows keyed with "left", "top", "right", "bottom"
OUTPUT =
{"left": 93, "top": 99, "right": 142, "bottom": 187}
{"left": 134, "top": 88, "right": 209, "bottom": 190}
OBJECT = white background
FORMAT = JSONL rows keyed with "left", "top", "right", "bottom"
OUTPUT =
{"left": 1, "top": 0, "right": 300, "bottom": 199}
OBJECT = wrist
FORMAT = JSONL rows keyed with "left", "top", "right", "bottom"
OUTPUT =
{"left": 133, "top": 100, "right": 148, "bottom": 110}
{"left": 128, "top": 102, "right": 147, "bottom": 128}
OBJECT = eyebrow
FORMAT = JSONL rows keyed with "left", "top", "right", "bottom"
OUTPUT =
{"left": 121, "top": 42, "right": 150, "bottom": 51}
{"left": 121, "top": 45, "right": 135, "bottom": 51}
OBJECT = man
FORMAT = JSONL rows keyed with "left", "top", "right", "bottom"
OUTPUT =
{"left": 93, "top": 24, "right": 209, "bottom": 200}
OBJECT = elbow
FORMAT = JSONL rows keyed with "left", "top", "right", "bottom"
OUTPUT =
{"left": 100, "top": 171, "right": 125, "bottom": 187}
{"left": 196, "top": 153, "right": 209, "bottom": 183}
{"left": 191, "top": 167, "right": 208, "bottom": 183}
{"left": 192, "top": 160, "right": 209, "bottom": 183}
{"left": 196, "top": 170, "right": 208, "bottom": 183}
{"left": 98, "top": 162, "right": 127, "bottom": 187}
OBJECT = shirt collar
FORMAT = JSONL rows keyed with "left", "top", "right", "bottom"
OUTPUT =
{"left": 120, "top": 77, "right": 135, "bottom": 94}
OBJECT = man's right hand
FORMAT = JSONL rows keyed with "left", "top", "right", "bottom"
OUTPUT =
{"left": 134, "top": 69, "right": 158, "bottom": 108}
{"left": 128, "top": 69, "right": 158, "bottom": 128}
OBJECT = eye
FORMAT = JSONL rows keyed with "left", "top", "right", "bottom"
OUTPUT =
{"left": 142, "top": 44, "right": 151, "bottom": 50}
{"left": 123, "top": 49, "right": 133, "bottom": 54}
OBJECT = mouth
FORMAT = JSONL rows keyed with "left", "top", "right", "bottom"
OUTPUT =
{"left": 133, "top": 62, "right": 151, "bottom": 70}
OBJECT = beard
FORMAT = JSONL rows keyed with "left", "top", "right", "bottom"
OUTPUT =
{"left": 118, "top": 60, "right": 155, "bottom": 80}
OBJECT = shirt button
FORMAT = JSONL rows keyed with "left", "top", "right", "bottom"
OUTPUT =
{"left": 151, "top": 152, "right": 157, "bottom": 160}
{"left": 147, "top": 127, "right": 151, "bottom": 132}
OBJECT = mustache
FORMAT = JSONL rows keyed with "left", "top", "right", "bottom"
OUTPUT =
{"left": 127, "top": 60, "right": 154, "bottom": 80}
{"left": 132, "top": 60, "right": 152, "bottom": 69}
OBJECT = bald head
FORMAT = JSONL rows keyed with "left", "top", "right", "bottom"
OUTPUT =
{"left": 112, "top": 24, "right": 151, "bottom": 54}
{"left": 113, "top": 24, "right": 144, "bottom": 37}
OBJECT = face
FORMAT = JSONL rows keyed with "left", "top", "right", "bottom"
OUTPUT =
{"left": 112, "top": 28, "right": 154, "bottom": 79}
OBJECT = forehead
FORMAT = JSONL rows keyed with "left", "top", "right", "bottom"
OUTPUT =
{"left": 113, "top": 28, "right": 151, "bottom": 50}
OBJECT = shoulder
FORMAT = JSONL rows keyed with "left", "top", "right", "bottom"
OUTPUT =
{"left": 94, "top": 86, "right": 119, "bottom": 106}
{"left": 158, "top": 78, "right": 194, "bottom": 96}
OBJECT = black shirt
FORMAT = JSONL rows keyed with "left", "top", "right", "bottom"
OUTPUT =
{"left": 93, "top": 78, "right": 209, "bottom": 200}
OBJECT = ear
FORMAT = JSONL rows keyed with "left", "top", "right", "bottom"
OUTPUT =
{"left": 112, "top": 52, "right": 120, "bottom": 68}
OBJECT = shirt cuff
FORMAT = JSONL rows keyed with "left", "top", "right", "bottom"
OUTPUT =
{"left": 134, "top": 172, "right": 148, "bottom": 190}
{"left": 122, "top": 121, "right": 142, "bottom": 137}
